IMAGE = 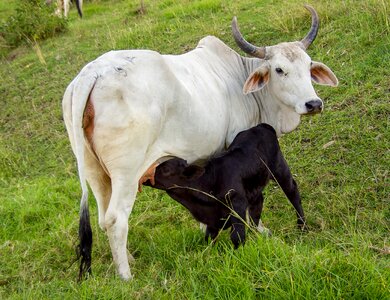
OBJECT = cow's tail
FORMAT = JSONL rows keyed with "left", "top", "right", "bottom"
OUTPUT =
{"left": 77, "top": 198, "right": 92, "bottom": 280}
{"left": 66, "top": 73, "right": 97, "bottom": 280}
{"left": 75, "top": 0, "right": 83, "bottom": 18}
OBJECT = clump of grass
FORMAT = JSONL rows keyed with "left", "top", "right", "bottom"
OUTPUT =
{"left": 0, "top": 0, "right": 67, "bottom": 55}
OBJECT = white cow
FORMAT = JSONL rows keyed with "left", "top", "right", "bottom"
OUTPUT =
{"left": 48, "top": 0, "right": 82, "bottom": 18}
{"left": 62, "top": 6, "right": 338, "bottom": 280}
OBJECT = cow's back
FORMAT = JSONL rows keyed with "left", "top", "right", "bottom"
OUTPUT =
{"left": 88, "top": 42, "right": 245, "bottom": 164}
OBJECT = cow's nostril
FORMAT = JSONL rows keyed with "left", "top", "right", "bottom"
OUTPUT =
{"left": 305, "top": 102, "right": 314, "bottom": 112}
{"left": 305, "top": 100, "right": 322, "bottom": 113}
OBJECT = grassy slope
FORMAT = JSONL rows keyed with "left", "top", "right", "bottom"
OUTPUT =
{"left": 0, "top": 0, "right": 389, "bottom": 298}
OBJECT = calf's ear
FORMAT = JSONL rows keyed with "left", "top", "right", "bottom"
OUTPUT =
{"left": 183, "top": 165, "right": 205, "bottom": 179}
{"left": 311, "top": 61, "right": 338, "bottom": 87}
{"left": 161, "top": 165, "right": 174, "bottom": 177}
{"left": 243, "top": 64, "right": 270, "bottom": 95}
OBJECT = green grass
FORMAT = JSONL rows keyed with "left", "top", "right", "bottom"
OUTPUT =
{"left": 1, "top": 0, "right": 389, "bottom": 298}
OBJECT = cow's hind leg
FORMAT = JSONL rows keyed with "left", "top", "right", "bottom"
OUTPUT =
{"left": 104, "top": 175, "right": 137, "bottom": 280}
{"left": 84, "top": 151, "right": 111, "bottom": 231}
{"left": 95, "top": 143, "right": 153, "bottom": 280}
{"left": 63, "top": 0, "right": 70, "bottom": 17}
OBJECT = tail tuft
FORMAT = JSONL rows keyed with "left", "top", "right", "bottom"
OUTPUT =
{"left": 76, "top": 205, "right": 92, "bottom": 281}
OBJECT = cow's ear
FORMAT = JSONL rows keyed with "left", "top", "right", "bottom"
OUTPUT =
{"left": 183, "top": 165, "right": 205, "bottom": 179}
{"left": 243, "top": 65, "right": 270, "bottom": 95}
{"left": 311, "top": 61, "right": 338, "bottom": 87}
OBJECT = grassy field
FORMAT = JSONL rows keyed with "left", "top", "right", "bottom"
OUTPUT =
{"left": 1, "top": 0, "right": 389, "bottom": 298}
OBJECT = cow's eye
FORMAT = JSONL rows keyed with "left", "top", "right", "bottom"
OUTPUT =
{"left": 275, "top": 67, "right": 284, "bottom": 74}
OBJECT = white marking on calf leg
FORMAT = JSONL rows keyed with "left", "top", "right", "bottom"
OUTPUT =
{"left": 257, "top": 219, "right": 272, "bottom": 236}
{"left": 199, "top": 223, "right": 207, "bottom": 233}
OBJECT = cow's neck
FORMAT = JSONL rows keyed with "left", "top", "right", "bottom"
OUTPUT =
{"left": 240, "top": 57, "right": 301, "bottom": 136}
{"left": 254, "top": 86, "right": 301, "bottom": 136}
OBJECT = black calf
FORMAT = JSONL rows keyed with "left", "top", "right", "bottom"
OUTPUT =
{"left": 144, "top": 123, "right": 305, "bottom": 248}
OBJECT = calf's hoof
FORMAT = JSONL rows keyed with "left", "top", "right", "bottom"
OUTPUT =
{"left": 256, "top": 221, "right": 272, "bottom": 237}
{"left": 297, "top": 222, "right": 308, "bottom": 232}
{"left": 127, "top": 250, "right": 135, "bottom": 263}
{"left": 199, "top": 223, "right": 207, "bottom": 233}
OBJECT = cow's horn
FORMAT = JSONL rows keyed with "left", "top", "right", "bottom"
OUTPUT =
{"left": 300, "top": 5, "right": 319, "bottom": 49}
{"left": 232, "top": 16, "right": 266, "bottom": 59}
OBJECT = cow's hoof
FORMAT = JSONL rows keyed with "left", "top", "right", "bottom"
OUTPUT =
{"left": 118, "top": 264, "right": 133, "bottom": 281}
{"left": 298, "top": 223, "right": 308, "bottom": 232}
{"left": 119, "top": 271, "right": 133, "bottom": 281}
{"left": 258, "top": 227, "right": 272, "bottom": 237}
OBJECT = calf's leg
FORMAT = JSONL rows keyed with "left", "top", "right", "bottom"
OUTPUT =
{"left": 273, "top": 157, "right": 305, "bottom": 229}
{"left": 229, "top": 196, "right": 247, "bottom": 248}
{"left": 230, "top": 217, "right": 246, "bottom": 248}
{"left": 248, "top": 193, "right": 263, "bottom": 226}
{"left": 248, "top": 193, "right": 271, "bottom": 235}
{"left": 205, "top": 226, "right": 219, "bottom": 243}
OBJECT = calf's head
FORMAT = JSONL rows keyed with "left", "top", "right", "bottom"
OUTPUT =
{"left": 151, "top": 158, "right": 245, "bottom": 248}
{"left": 151, "top": 158, "right": 205, "bottom": 190}
{"left": 232, "top": 5, "right": 338, "bottom": 115}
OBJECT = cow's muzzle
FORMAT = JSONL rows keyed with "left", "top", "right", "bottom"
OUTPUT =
{"left": 305, "top": 99, "right": 323, "bottom": 114}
